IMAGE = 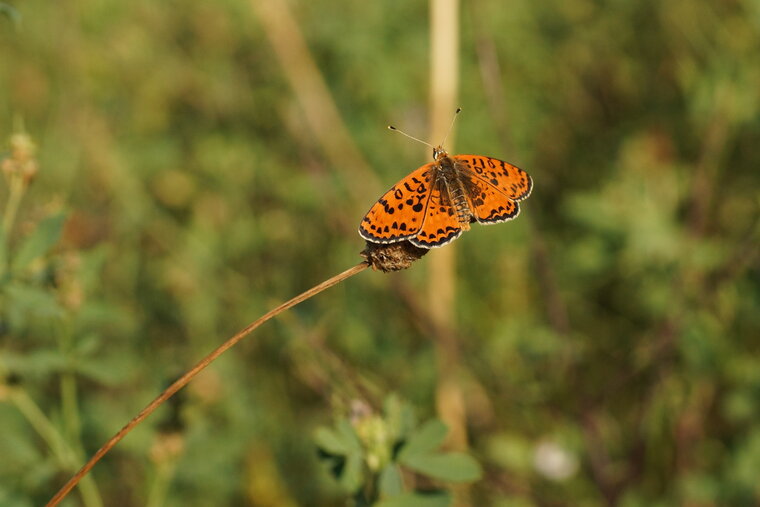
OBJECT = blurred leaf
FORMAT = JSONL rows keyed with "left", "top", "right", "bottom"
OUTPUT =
{"left": 383, "top": 393, "right": 417, "bottom": 440}
{"left": 730, "top": 427, "right": 760, "bottom": 492}
{"left": 375, "top": 491, "right": 451, "bottom": 507}
{"left": 0, "top": 349, "right": 67, "bottom": 378}
{"left": 677, "top": 472, "right": 720, "bottom": 505}
{"left": 0, "top": 487, "right": 34, "bottom": 507}
{"left": 0, "top": 2, "right": 21, "bottom": 26}
{"left": 340, "top": 452, "right": 363, "bottom": 492}
{"left": 10, "top": 213, "right": 66, "bottom": 273}
{"left": 485, "top": 433, "right": 533, "bottom": 472}
{"left": 722, "top": 389, "right": 756, "bottom": 424}
{"left": 378, "top": 464, "right": 403, "bottom": 496}
{"left": 315, "top": 419, "right": 362, "bottom": 456}
{"left": 4, "top": 284, "right": 64, "bottom": 325}
{"left": 401, "top": 452, "right": 482, "bottom": 483}
{"left": 315, "top": 426, "right": 352, "bottom": 456}
{"left": 397, "top": 419, "right": 448, "bottom": 461}
{"left": 72, "top": 333, "right": 101, "bottom": 357}
{"left": 336, "top": 419, "right": 363, "bottom": 453}
{"left": 73, "top": 356, "right": 131, "bottom": 386}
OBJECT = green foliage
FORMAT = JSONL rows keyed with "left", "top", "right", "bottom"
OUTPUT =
{"left": 10, "top": 213, "right": 64, "bottom": 273}
{"left": 1, "top": 0, "right": 759, "bottom": 505}
{"left": 0, "top": 2, "right": 20, "bottom": 26}
{"left": 375, "top": 491, "right": 451, "bottom": 507}
{"left": 316, "top": 396, "right": 481, "bottom": 504}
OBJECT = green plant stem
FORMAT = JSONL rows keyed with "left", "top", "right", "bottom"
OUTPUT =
{"left": 146, "top": 459, "right": 178, "bottom": 507}
{"left": 9, "top": 388, "right": 70, "bottom": 459}
{"left": 2, "top": 174, "right": 25, "bottom": 239}
{"left": 61, "top": 372, "right": 82, "bottom": 443}
{"left": 9, "top": 387, "right": 103, "bottom": 507}
{"left": 58, "top": 322, "right": 82, "bottom": 445}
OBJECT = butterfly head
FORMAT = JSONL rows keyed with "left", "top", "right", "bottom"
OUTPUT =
{"left": 433, "top": 145, "right": 448, "bottom": 161}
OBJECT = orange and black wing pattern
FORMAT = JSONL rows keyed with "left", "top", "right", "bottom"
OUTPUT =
{"left": 360, "top": 153, "right": 532, "bottom": 247}
{"left": 409, "top": 184, "right": 464, "bottom": 248}
{"left": 453, "top": 155, "right": 532, "bottom": 202}
{"left": 464, "top": 176, "right": 521, "bottom": 224}
{"left": 359, "top": 163, "right": 434, "bottom": 244}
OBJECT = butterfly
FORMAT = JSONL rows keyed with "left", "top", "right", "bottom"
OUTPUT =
{"left": 359, "top": 145, "right": 532, "bottom": 248}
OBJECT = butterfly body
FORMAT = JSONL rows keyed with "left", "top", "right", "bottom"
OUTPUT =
{"left": 428, "top": 150, "right": 476, "bottom": 230}
{"left": 359, "top": 146, "right": 532, "bottom": 249}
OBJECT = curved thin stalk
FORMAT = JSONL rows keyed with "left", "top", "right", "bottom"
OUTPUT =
{"left": 46, "top": 261, "right": 370, "bottom": 507}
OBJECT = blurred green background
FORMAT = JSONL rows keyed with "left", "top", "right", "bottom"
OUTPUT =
{"left": 1, "top": 0, "right": 759, "bottom": 505}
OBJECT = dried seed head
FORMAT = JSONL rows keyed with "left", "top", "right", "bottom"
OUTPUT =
{"left": 3, "top": 132, "right": 39, "bottom": 184}
{"left": 360, "top": 240, "right": 429, "bottom": 272}
{"left": 149, "top": 432, "right": 186, "bottom": 465}
{"left": 10, "top": 133, "right": 36, "bottom": 162}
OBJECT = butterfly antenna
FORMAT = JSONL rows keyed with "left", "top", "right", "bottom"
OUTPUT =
{"left": 440, "top": 107, "right": 462, "bottom": 147}
{"left": 387, "top": 125, "right": 434, "bottom": 148}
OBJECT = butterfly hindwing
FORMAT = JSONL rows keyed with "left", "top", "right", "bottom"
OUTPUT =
{"left": 409, "top": 184, "right": 463, "bottom": 248}
{"left": 359, "top": 163, "right": 434, "bottom": 244}
{"left": 465, "top": 177, "right": 521, "bottom": 224}
{"left": 453, "top": 155, "right": 532, "bottom": 201}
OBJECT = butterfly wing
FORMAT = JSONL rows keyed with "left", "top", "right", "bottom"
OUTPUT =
{"left": 409, "top": 184, "right": 464, "bottom": 248}
{"left": 464, "top": 176, "right": 521, "bottom": 224}
{"left": 453, "top": 155, "right": 532, "bottom": 201}
{"left": 360, "top": 154, "right": 529, "bottom": 247}
{"left": 359, "top": 163, "right": 435, "bottom": 244}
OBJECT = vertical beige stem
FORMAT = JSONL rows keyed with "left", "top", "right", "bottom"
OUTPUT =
{"left": 428, "top": 1, "right": 470, "bottom": 504}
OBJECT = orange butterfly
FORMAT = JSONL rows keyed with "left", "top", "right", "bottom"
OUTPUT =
{"left": 359, "top": 117, "right": 532, "bottom": 249}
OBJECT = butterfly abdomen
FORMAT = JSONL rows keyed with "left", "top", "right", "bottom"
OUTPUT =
{"left": 436, "top": 156, "right": 473, "bottom": 230}
{"left": 449, "top": 184, "right": 472, "bottom": 228}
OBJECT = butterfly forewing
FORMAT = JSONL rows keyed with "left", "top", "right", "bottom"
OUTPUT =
{"left": 453, "top": 155, "right": 532, "bottom": 201}
{"left": 359, "top": 163, "right": 434, "bottom": 244}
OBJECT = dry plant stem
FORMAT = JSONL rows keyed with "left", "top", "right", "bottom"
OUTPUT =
{"left": 46, "top": 262, "right": 370, "bottom": 507}
{"left": 251, "top": 0, "right": 378, "bottom": 198}
{"left": 428, "top": 0, "right": 468, "bottom": 450}
{"left": 428, "top": 0, "right": 462, "bottom": 444}
{"left": 254, "top": 0, "right": 466, "bottom": 386}
{"left": 428, "top": 0, "right": 471, "bottom": 505}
